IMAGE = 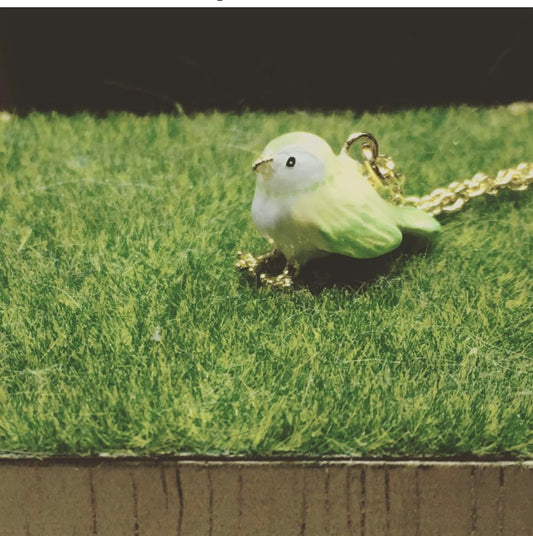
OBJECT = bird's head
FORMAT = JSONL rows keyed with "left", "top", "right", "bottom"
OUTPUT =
{"left": 252, "top": 132, "right": 335, "bottom": 195}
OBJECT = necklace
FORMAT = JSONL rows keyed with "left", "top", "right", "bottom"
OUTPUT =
{"left": 236, "top": 132, "right": 533, "bottom": 289}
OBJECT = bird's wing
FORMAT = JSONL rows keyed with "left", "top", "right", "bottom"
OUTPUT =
{"left": 291, "top": 166, "right": 403, "bottom": 259}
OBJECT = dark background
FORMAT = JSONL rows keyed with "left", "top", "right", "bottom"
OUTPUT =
{"left": 1, "top": 8, "right": 533, "bottom": 115}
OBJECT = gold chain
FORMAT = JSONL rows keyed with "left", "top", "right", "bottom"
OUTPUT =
{"left": 401, "top": 162, "right": 533, "bottom": 216}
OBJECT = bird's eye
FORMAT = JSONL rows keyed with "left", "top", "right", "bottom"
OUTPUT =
{"left": 286, "top": 156, "right": 296, "bottom": 168}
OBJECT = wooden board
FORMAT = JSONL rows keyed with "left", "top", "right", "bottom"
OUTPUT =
{"left": 0, "top": 459, "right": 531, "bottom": 535}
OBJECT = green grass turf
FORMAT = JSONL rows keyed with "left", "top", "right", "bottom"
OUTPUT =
{"left": 0, "top": 106, "right": 531, "bottom": 458}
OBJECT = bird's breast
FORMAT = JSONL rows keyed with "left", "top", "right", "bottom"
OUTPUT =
{"left": 251, "top": 190, "right": 296, "bottom": 235}
{"left": 251, "top": 189, "right": 323, "bottom": 264}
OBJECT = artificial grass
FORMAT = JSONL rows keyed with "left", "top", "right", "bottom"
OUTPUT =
{"left": 0, "top": 106, "right": 531, "bottom": 458}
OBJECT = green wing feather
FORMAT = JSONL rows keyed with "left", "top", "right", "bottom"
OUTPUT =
{"left": 291, "top": 156, "right": 441, "bottom": 260}
{"left": 291, "top": 161, "right": 403, "bottom": 259}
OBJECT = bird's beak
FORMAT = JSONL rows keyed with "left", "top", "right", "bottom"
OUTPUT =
{"left": 252, "top": 155, "right": 274, "bottom": 173}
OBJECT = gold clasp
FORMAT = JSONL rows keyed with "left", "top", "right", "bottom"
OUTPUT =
{"left": 342, "top": 132, "right": 405, "bottom": 204}
{"left": 342, "top": 132, "right": 379, "bottom": 170}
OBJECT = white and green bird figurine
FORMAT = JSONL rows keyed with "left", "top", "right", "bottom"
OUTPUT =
{"left": 238, "top": 131, "right": 441, "bottom": 287}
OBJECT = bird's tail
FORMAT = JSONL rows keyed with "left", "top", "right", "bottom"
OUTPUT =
{"left": 392, "top": 205, "right": 441, "bottom": 238}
